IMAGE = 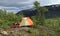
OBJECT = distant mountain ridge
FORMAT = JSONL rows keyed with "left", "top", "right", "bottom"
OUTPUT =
{"left": 16, "top": 4, "right": 60, "bottom": 18}
{"left": 16, "top": 9, "right": 36, "bottom": 17}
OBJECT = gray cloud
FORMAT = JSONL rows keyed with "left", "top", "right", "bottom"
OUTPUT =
{"left": 0, "top": 0, "right": 60, "bottom": 7}
{"left": 0, "top": 0, "right": 34, "bottom": 7}
{"left": 39, "top": 0, "right": 60, "bottom": 6}
{"left": 0, "top": 0, "right": 60, "bottom": 13}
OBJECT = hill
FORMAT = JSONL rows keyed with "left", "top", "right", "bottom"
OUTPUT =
{"left": 16, "top": 4, "right": 60, "bottom": 18}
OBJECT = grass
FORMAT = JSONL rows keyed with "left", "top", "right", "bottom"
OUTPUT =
{"left": 0, "top": 18, "right": 60, "bottom": 36}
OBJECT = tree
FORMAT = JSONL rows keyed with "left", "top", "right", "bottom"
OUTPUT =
{"left": 33, "top": 1, "right": 48, "bottom": 25}
{"left": 34, "top": 1, "right": 40, "bottom": 17}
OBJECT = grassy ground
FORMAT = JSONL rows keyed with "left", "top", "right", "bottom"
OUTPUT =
{"left": 0, "top": 18, "right": 60, "bottom": 36}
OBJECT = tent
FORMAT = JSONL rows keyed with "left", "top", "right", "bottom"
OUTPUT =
{"left": 18, "top": 17, "right": 33, "bottom": 27}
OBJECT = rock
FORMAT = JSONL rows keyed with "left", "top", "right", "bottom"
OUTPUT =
{"left": 0, "top": 30, "right": 8, "bottom": 35}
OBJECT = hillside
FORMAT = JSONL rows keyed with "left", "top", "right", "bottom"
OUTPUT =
{"left": 16, "top": 4, "right": 60, "bottom": 18}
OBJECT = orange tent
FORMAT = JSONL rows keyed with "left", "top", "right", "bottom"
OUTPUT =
{"left": 18, "top": 17, "right": 33, "bottom": 27}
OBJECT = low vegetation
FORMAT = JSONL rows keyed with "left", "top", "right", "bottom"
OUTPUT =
{"left": 0, "top": 9, "right": 60, "bottom": 36}
{"left": 0, "top": 9, "right": 24, "bottom": 29}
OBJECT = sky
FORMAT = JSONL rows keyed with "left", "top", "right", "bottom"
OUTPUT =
{"left": 0, "top": 0, "right": 60, "bottom": 13}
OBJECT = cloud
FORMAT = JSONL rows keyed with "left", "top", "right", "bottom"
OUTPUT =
{"left": 0, "top": 0, "right": 34, "bottom": 13}
{"left": 0, "top": 0, "right": 60, "bottom": 13}
{"left": 39, "top": 0, "right": 60, "bottom": 6}
{"left": 0, "top": 6, "right": 20, "bottom": 13}
{"left": 0, "top": 0, "right": 34, "bottom": 7}
{"left": 0, "top": 0, "right": 60, "bottom": 7}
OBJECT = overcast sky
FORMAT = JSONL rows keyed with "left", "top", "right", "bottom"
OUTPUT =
{"left": 0, "top": 0, "right": 60, "bottom": 13}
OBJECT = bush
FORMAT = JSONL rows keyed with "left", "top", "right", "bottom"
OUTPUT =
{"left": 0, "top": 9, "right": 24, "bottom": 29}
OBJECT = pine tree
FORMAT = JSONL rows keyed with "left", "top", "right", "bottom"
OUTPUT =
{"left": 33, "top": 1, "right": 48, "bottom": 25}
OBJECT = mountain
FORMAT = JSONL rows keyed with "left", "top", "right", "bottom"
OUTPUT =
{"left": 16, "top": 4, "right": 60, "bottom": 18}
{"left": 16, "top": 9, "right": 36, "bottom": 17}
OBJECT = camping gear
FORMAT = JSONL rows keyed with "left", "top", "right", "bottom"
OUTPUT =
{"left": 18, "top": 17, "right": 33, "bottom": 27}
{"left": 10, "top": 23, "right": 20, "bottom": 28}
